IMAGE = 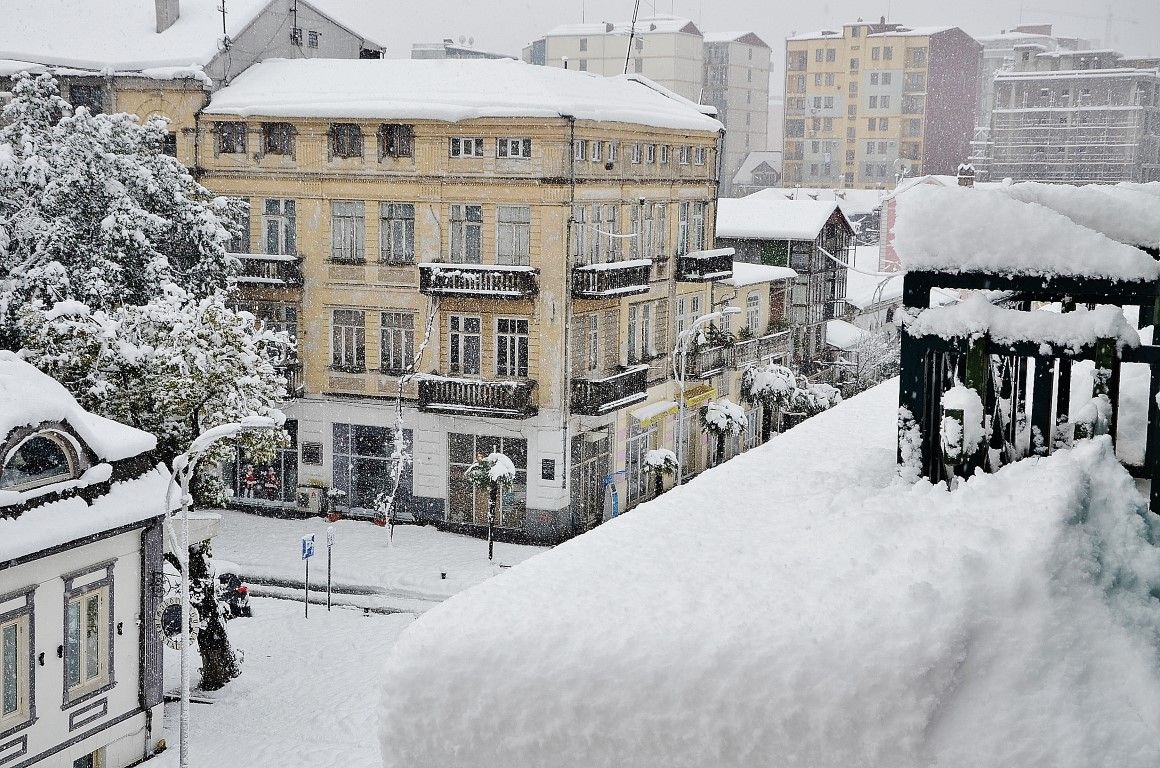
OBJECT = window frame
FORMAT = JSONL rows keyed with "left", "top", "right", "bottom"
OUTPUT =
{"left": 1, "top": 431, "right": 80, "bottom": 492}
{"left": 495, "top": 317, "right": 530, "bottom": 378}
{"left": 0, "top": 589, "right": 34, "bottom": 735}
{"left": 449, "top": 204, "right": 484, "bottom": 264}
{"left": 497, "top": 137, "right": 532, "bottom": 159}
{"left": 379, "top": 124, "right": 414, "bottom": 159}
{"left": 496, "top": 205, "right": 531, "bottom": 266}
{"left": 331, "top": 309, "right": 366, "bottom": 372}
{"left": 379, "top": 202, "right": 415, "bottom": 265}
{"left": 449, "top": 315, "right": 482, "bottom": 376}
{"left": 449, "top": 137, "right": 485, "bottom": 158}
{"left": 379, "top": 311, "right": 415, "bottom": 375}
{"left": 216, "top": 121, "right": 246, "bottom": 155}
{"left": 261, "top": 122, "right": 295, "bottom": 156}
{"left": 330, "top": 201, "right": 366, "bottom": 263}
{"left": 263, "top": 198, "right": 296, "bottom": 256}
{"left": 329, "top": 123, "right": 363, "bottom": 159}
{"left": 61, "top": 562, "right": 115, "bottom": 708}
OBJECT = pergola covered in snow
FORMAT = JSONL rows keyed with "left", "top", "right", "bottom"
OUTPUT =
{"left": 895, "top": 185, "right": 1160, "bottom": 507}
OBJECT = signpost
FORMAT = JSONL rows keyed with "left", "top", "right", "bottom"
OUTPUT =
{"left": 301, "top": 533, "right": 315, "bottom": 617}
{"left": 326, "top": 526, "right": 335, "bottom": 611}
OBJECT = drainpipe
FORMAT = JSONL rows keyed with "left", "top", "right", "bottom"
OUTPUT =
{"left": 561, "top": 114, "right": 577, "bottom": 528}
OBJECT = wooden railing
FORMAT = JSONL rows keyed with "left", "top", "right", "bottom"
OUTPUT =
{"left": 676, "top": 249, "right": 733, "bottom": 282}
{"left": 418, "top": 263, "right": 538, "bottom": 299}
{"left": 232, "top": 253, "right": 302, "bottom": 286}
{"left": 729, "top": 331, "right": 793, "bottom": 368}
{"left": 418, "top": 376, "right": 537, "bottom": 419}
{"left": 571, "top": 260, "right": 652, "bottom": 299}
{"left": 571, "top": 365, "right": 649, "bottom": 415}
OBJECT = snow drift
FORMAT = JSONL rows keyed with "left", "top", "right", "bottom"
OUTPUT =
{"left": 378, "top": 381, "right": 1160, "bottom": 768}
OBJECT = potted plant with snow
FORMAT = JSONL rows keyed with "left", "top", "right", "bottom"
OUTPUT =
{"left": 701, "top": 397, "right": 748, "bottom": 467}
{"left": 464, "top": 452, "right": 516, "bottom": 562}
{"left": 643, "top": 448, "right": 679, "bottom": 498}
{"left": 325, "top": 488, "right": 346, "bottom": 522}
{"left": 741, "top": 363, "right": 797, "bottom": 442}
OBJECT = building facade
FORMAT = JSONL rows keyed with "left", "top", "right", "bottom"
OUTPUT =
{"left": 0, "top": 353, "right": 168, "bottom": 768}
{"left": 988, "top": 48, "right": 1160, "bottom": 184}
{"left": 782, "top": 20, "right": 981, "bottom": 189}
{"left": 196, "top": 58, "right": 803, "bottom": 542}
{"left": 703, "top": 32, "right": 772, "bottom": 195}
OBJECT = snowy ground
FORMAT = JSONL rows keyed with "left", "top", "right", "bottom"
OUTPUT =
{"left": 153, "top": 598, "right": 412, "bottom": 768}
{"left": 208, "top": 510, "right": 546, "bottom": 611}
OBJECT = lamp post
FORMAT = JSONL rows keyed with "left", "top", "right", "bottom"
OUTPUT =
{"left": 671, "top": 308, "right": 741, "bottom": 486}
{"left": 164, "top": 415, "right": 283, "bottom": 768}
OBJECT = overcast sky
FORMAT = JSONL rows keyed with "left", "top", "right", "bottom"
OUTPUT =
{"left": 318, "top": 0, "right": 1160, "bottom": 74}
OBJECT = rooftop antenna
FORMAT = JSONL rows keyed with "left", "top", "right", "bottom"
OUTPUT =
{"left": 218, "top": 0, "right": 227, "bottom": 36}
{"left": 624, "top": 0, "right": 642, "bottom": 74}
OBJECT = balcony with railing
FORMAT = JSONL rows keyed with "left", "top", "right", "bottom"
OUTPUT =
{"left": 684, "top": 345, "right": 728, "bottom": 379}
{"left": 232, "top": 253, "right": 302, "bottom": 287}
{"left": 571, "top": 259, "right": 652, "bottom": 299}
{"left": 418, "top": 263, "right": 538, "bottom": 299}
{"left": 571, "top": 365, "right": 649, "bottom": 415}
{"left": 276, "top": 359, "right": 303, "bottom": 398}
{"left": 417, "top": 375, "right": 537, "bottom": 419}
{"left": 676, "top": 248, "right": 734, "bottom": 282}
{"left": 729, "top": 331, "right": 793, "bottom": 369}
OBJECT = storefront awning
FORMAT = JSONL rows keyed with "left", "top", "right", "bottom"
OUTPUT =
{"left": 630, "top": 400, "right": 678, "bottom": 427}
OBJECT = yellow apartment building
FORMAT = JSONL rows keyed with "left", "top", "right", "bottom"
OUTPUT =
{"left": 198, "top": 58, "right": 792, "bottom": 542}
{"left": 782, "top": 19, "right": 980, "bottom": 189}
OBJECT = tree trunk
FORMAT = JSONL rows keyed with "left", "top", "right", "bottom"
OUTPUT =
{"left": 189, "top": 541, "right": 240, "bottom": 691}
{"left": 761, "top": 402, "right": 774, "bottom": 443}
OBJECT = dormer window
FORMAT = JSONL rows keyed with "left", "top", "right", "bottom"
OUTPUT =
{"left": 262, "top": 122, "right": 294, "bottom": 156}
{"left": 330, "top": 123, "right": 363, "bottom": 158}
{"left": 0, "top": 432, "right": 78, "bottom": 492}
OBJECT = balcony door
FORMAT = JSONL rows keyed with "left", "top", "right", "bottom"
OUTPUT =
{"left": 570, "top": 428, "right": 610, "bottom": 533}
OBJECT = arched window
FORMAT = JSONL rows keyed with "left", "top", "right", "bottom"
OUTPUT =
{"left": 0, "top": 432, "right": 77, "bottom": 491}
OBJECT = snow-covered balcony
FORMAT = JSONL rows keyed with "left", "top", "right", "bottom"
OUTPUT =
{"left": 571, "top": 259, "right": 652, "bottom": 299}
{"left": 418, "top": 263, "right": 538, "bottom": 299}
{"left": 417, "top": 375, "right": 538, "bottom": 419}
{"left": 729, "top": 330, "right": 793, "bottom": 369}
{"left": 684, "top": 344, "right": 728, "bottom": 379}
{"left": 231, "top": 252, "right": 303, "bottom": 286}
{"left": 675, "top": 247, "right": 734, "bottom": 282}
{"left": 570, "top": 365, "right": 649, "bottom": 416}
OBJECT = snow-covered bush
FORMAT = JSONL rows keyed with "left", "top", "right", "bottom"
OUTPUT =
{"left": 702, "top": 398, "right": 748, "bottom": 437}
{"left": 465, "top": 452, "right": 517, "bottom": 490}
{"left": 741, "top": 363, "right": 796, "bottom": 408}
{"left": 643, "top": 448, "right": 679, "bottom": 475}
{"left": 792, "top": 381, "right": 842, "bottom": 417}
{"left": 941, "top": 384, "right": 985, "bottom": 466}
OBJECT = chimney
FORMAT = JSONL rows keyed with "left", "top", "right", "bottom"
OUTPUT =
{"left": 879, "top": 15, "right": 886, "bottom": 25}
{"left": 957, "top": 163, "right": 976, "bottom": 188}
{"left": 155, "top": 0, "right": 180, "bottom": 33}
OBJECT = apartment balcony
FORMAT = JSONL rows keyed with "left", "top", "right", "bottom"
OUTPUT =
{"left": 417, "top": 375, "right": 537, "bottom": 419}
{"left": 676, "top": 248, "right": 734, "bottom": 282}
{"left": 729, "top": 331, "right": 793, "bottom": 369}
{"left": 276, "top": 359, "right": 303, "bottom": 398}
{"left": 570, "top": 365, "right": 649, "bottom": 416}
{"left": 232, "top": 253, "right": 302, "bottom": 286}
{"left": 684, "top": 345, "right": 728, "bottom": 379}
{"left": 418, "top": 263, "right": 538, "bottom": 299}
{"left": 571, "top": 259, "right": 652, "bottom": 299}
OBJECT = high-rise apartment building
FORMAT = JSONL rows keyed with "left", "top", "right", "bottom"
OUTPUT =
{"left": 524, "top": 16, "right": 772, "bottom": 195}
{"left": 782, "top": 20, "right": 980, "bottom": 189}
{"left": 988, "top": 48, "right": 1160, "bottom": 184}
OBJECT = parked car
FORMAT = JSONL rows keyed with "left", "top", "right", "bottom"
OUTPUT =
{"left": 215, "top": 570, "right": 252, "bottom": 618}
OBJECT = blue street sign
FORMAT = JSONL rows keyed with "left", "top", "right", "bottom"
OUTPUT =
{"left": 301, "top": 534, "right": 315, "bottom": 560}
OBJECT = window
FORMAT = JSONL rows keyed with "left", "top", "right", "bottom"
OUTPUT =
{"left": 379, "top": 124, "right": 414, "bottom": 158}
{"left": 872, "top": 47, "right": 881, "bottom": 61}
{"left": 578, "top": 59, "right": 587, "bottom": 71}
{"left": 64, "top": 569, "right": 112, "bottom": 702}
{"left": 229, "top": 197, "right": 251, "bottom": 252}
{"left": 883, "top": 46, "right": 893, "bottom": 60}
{"left": 852, "top": 25, "right": 861, "bottom": 37}
{"left": 262, "top": 122, "right": 294, "bottom": 155}
{"left": 627, "top": 301, "right": 655, "bottom": 363}
{"left": 813, "top": 96, "right": 822, "bottom": 109}
{"left": 879, "top": 117, "right": 889, "bottom": 130}
{"left": 881, "top": 72, "right": 892, "bottom": 85}
{"left": 871, "top": 72, "right": 879, "bottom": 85}
{"left": 162, "top": 132, "right": 177, "bottom": 157}
{"left": 330, "top": 123, "right": 363, "bottom": 158}
{"left": 823, "top": 96, "right": 834, "bottom": 109}
{"left": 659, "top": 145, "right": 669, "bottom": 164}
{"left": 746, "top": 293, "right": 760, "bottom": 333}
{"left": 496, "top": 205, "right": 531, "bottom": 266}
{"left": 814, "top": 73, "right": 823, "bottom": 86}
{"left": 865, "top": 140, "right": 875, "bottom": 154}
{"left": 496, "top": 318, "right": 529, "bottom": 378}
{"left": 850, "top": 58, "right": 859, "bottom": 70}
{"left": 447, "top": 433, "right": 527, "bottom": 528}
{"left": 595, "top": 204, "right": 620, "bottom": 262}
{"left": 694, "top": 146, "right": 706, "bottom": 165}
{"left": 845, "top": 149, "right": 855, "bottom": 163}
{"left": 308, "top": 30, "right": 320, "bottom": 48}
{"left": 607, "top": 142, "right": 618, "bottom": 162}
{"left": 675, "top": 294, "right": 702, "bottom": 337}
{"left": 625, "top": 418, "right": 658, "bottom": 506}
{"left": 678, "top": 146, "right": 690, "bottom": 164}
{"left": 878, "top": 140, "right": 888, "bottom": 154}
{"left": 290, "top": 26, "right": 303, "bottom": 45}
{"left": 216, "top": 122, "right": 246, "bottom": 154}
{"left": 815, "top": 49, "right": 824, "bottom": 63}
{"left": 68, "top": 85, "right": 104, "bottom": 115}
{"left": 1, "top": 433, "right": 76, "bottom": 490}
{"left": 586, "top": 314, "right": 600, "bottom": 371}
{"left": 331, "top": 310, "right": 365, "bottom": 371}
{"left": 677, "top": 202, "right": 690, "bottom": 256}
{"left": 869, "top": 95, "right": 878, "bottom": 108}
{"left": 449, "top": 315, "right": 481, "bottom": 375}
{"left": 574, "top": 139, "right": 587, "bottom": 161}
{"left": 825, "top": 73, "right": 835, "bottom": 86}
{"left": 379, "top": 203, "right": 414, "bottom": 264}
{"left": 330, "top": 201, "right": 365, "bottom": 263}
{"left": 579, "top": 37, "right": 588, "bottom": 51}
{"left": 631, "top": 143, "right": 642, "bottom": 163}
{"left": 645, "top": 143, "right": 656, "bottom": 163}
{"left": 332, "top": 424, "right": 413, "bottom": 512}
{"left": 634, "top": 57, "right": 644, "bottom": 73}
{"left": 498, "top": 137, "right": 532, "bottom": 158}
{"left": 380, "top": 312, "right": 414, "bottom": 375}
{"left": 826, "top": 48, "right": 836, "bottom": 62}
{"left": 811, "top": 140, "right": 820, "bottom": 153}
{"left": 449, "top": 137, "right": 484, "bottom": 157}
{"left": 0, "top": 592, "right": 31, "bottom": 731}
{"left": 591, "top": 140, "right": 602, "bottom": 162}
{"left": 881, "top": 95, "right": 891, "bottom": 109}
{"left": 449, "top": 204, "right": 483, "bottom": 263}
{"left": 263, "top": 199, "right": 296, "bottom": 255}
{"left": 909, "top": 48, "right": 927, "bottom": 67}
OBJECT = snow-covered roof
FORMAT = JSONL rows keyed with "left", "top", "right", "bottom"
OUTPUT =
{"left": 996, "top": 182, "right": 1160, "bottom": 249}
{"left": 720, "top": 262, "right": 797, "bottom": 287}
{"left": 546, "top": 16, "right": 700, "bottom": 38}
{"left": 0, "top": 0, "right": 272, "bottom": 72}
{"left": 0, "top": 352, "right": 156, "bottom": 463}
{"left": 703, "top": 31, "right": 769, "bottom": 47}
{"left": 379, "top": 381, "right": 1160, "bottom": 766}
{"left": 826, "top": 318, "right": 870, "bottom": 350}
{"left": 203, "top": 58, "right": 723, "bottom": 132}
{"left": 844, "top": 245, "right": 901, "bottom": 309}
{"left": 893, "top": 186, "right": 1160, "bottom": 281}
{"left": 716, "top": 198, "right": 847, "bottom": 241}
{"left": 730, "top": 150, "right": 782, "bottom": 187}
{"left": 867, "top": 25, "right": 956, "bottom": 37}
{"left": 747, "top": 186, "right": 884, "bottom": 216}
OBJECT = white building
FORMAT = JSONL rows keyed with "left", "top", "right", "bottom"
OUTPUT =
{"left": 0, "top": 353, "right": 170, "bottom": 768}
{"left": 702, "top": 32, "right": 771, "bottom": 195}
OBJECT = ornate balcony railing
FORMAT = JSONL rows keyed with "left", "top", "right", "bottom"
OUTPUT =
{"left": 418, "top": 263, "right": 538, "bottom": 299}
{"left": 729, "top": 331, "right": 793, "bottom": 368}
{"left": 417, "top": 376, "right": 537, "bottom": 419}
{"left": 232, "top": 253, "right": 302, "bottom": 286}
{"left": 276, "top": 359, "right": 303, "bottom": 398}
{"left": 571, "top": 259, "right": 652, "bottom": 299}
{"left": 571, "top": 365, "right": 649, "bottom": 416}
{"left": 676, "top": 248, "right": 734, "bottom": 282}
{"left": 684, "top": 345, "right": 727, "bottom": 379}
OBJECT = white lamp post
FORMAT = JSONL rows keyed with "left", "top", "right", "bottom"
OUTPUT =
{"left": 164, "top": 415, "right": 283, "bottom": 768}
{"left": 671, "top": 308, "right": 741, "bottom": 486}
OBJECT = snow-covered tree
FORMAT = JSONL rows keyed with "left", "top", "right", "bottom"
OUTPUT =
{"left": 465, "top": 452, "right": 516, "bottom": 561}
{"left": 0, "top": 72, "right": 243, "bottom": 348}
{"left": 643, "top": 448, "right": 679, "bottom": 497}
{"left": 18, "top": 287, "right": 292, "bottom": 501}
{"left": 844, "top": 328, "right": 900, "bottom": 394}
{"left": 742, "top": 363, "right": 842, "bottom": 438}
{"left": 188, "top": 540, "right": 239, "bottom": 690}
{"left": 702, "top": 397, "right": 748, "bottom": 465}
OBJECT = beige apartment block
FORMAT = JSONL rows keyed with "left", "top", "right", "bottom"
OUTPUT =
{"left": 196, "top": 58, "right": 791, "bottom": 542}
{"left": 783, "top": 19, "right": 980, "bottom": 190}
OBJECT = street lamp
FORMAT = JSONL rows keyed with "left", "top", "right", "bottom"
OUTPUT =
{"left": 164, "top": 415, "right": 283, "bottom": 768}
{"left": 671, "top": 307, "right": 741, "bottom": 486}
